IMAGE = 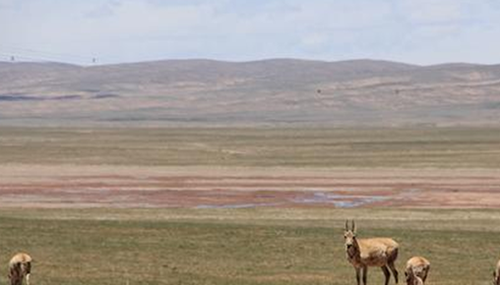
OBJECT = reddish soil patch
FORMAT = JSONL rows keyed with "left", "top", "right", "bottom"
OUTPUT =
{"left": 0, "top": 166, "right": 499, "bottom": 208}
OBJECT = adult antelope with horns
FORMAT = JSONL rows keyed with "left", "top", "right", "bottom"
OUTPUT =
{"left": 344, "top": 220, "right": 399, "bottom": 285}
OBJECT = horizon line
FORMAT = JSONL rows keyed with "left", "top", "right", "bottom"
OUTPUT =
{"left": 1, "top": 57, "right": 499, "bottom": 68}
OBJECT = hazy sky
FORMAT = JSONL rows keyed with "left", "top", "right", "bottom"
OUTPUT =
{"left": 1, "top": 0, "right": 500, "bottom": 65}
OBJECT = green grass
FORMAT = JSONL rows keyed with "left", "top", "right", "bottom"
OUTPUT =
{"left": 1, "top": 126, "right": 499, "bottom": 284}
{"left": 0, "top": 208, "right": 499, "bottom": 285}
{"left": 0, "top": 127, "right": 499, "bottom": 168}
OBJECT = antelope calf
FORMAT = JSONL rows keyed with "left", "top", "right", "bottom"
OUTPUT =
{"left": 344, "top": 220, "right": 399, "bottom": 285}
{"left": 493, "top": 259, "right": 500, "bottom": 285}
{"left": 8, "top": 253, "right": 32, "bottom": 285}
{"left": 405, "top": 256, "right": 430, "bottom": 285}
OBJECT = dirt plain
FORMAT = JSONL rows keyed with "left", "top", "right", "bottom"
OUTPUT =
{"left": 1, "top": 127, "right": 499, "bottom": 209}
{"left": 1, "top": 165, "right": 499, "bottom": 209}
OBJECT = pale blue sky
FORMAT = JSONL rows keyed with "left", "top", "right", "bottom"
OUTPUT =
{"left": 1, "top": 0, "right": 500, "bottom": 65}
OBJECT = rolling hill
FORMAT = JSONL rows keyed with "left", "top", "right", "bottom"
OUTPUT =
{"left": 0, "top": 58, "right": 499, "bottom": 126}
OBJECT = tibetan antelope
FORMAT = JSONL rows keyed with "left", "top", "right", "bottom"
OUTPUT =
{"left": 344, "top": 220, "right": 399, "bottom": 285}
{"left": 493, "top": 259, "right": 500, "bottom": 285}
{"left": 8, "top": 253, "right": 32, "bottom": 285}
{"left": 405, "top": 256, "right": 430, "bottom": 285}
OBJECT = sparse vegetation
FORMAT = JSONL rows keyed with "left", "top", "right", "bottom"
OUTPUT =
{"left": 0, "top": 127, "right": 499, "bottom": 168}
{"left": 0, "top": 208, "right": 499, "bottom": 285}
{"left": 0, "top": 127, "right": 498, "bottom": 284}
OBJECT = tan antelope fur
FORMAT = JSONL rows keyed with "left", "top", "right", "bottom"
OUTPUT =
{"left": 405, "top": 256, "right": 430, "bottom": 285}
{"left": 344, "top": 220, "right": 399, "bottom": 285}
{"left": 8, "top": 253, "right": 32, "bottom": 285}
{"left": 493, "top": 259, "right": 500, "bottom": 285}
{"left": 405, "top": 266, "right": 423, "bottom": 285}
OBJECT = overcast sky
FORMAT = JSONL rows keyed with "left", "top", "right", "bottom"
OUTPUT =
{"left": 1, "top": 0, "right": 500, "bottom": 65}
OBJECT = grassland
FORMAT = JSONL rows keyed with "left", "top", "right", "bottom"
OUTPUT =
{"left": 0, "top": 208, "right": 499, "bottom": 285}
{"left": 0, "top": 126, "right": 499, "bottom": 168}
{"left": 1, "top": 127, "right": 499, "bottom": 284}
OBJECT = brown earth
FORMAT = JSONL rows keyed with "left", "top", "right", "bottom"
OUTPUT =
{"left": 0, "top": 165, "right": 499, "bottom": 209}
{"left": 2, "top": 60, "right": 500, "bottom": 127}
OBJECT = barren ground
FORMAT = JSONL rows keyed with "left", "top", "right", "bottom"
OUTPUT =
{"left": 1, "top": 127, "right": 498, "bottom": 209}
{"left": 1, "top": 165, "right": 499, "bottom": 208}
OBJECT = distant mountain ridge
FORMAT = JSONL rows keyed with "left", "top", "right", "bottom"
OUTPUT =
{"left": 0, "top": 58, "right": 499, "bottom": 126}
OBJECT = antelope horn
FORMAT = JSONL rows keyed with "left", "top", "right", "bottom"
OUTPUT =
{"left": 345, "top": 220, "right": 349, "bottom": 231}
{"left": 351, "top": 220, "right": 356, "bottom": 232}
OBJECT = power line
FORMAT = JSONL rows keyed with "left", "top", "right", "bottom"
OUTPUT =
{"left": 1, "top": 45, "right": 93, "bottom": 61}
{"left": 0, "top": 51, "right": 86, "bottom": 65}
{"left": 0, "top": 45, "right": 117, "bottom": 65}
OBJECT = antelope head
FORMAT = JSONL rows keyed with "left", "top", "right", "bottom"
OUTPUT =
{"left": 344, "top": 220, "right": 358, "bottom": 257}
{"left": 405, "top": 266, "right": 423, "bottom": 285}
{"left": 494, "top": 270, "right": 500, "bottom": 285}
